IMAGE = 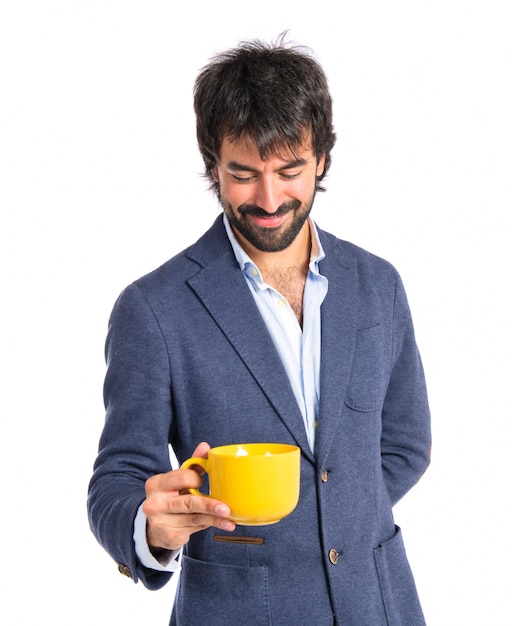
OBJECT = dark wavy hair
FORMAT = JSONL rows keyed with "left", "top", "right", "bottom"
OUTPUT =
{"left": 194, "top": 34, "right": 336, "bottom": 196}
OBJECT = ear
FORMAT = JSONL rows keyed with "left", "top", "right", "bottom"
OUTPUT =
{"left": 316, "top": 154, "right": 326, "bottom": 177}
{"left": 211, "top": 165, "right": 219, "bottom": 182}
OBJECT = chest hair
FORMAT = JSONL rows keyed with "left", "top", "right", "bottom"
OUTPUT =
{"left": 263, "top": 266, "right": 308, "bottom": 327}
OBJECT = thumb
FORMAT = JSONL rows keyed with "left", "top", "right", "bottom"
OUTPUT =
{"left": 192, "top": 441, "right": 211, "bottom": 459}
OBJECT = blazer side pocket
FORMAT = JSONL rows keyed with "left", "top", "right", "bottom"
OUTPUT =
{"left": 344, "top": 323, "right": 388, "bottom": 412}
{"left": 175, "top": 555, "right": 271, "bottom": 625}
{"left": 373, "top": 526, "right": 426, "bottom": 625}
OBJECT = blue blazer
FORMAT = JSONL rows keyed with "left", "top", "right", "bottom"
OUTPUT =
{"left": 88, "top": 215, "right": 431, "bottom": 625}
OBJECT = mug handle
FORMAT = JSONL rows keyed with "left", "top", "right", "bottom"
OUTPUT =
{"left": 180, "top": 456, "right": 209, "bottom": 496}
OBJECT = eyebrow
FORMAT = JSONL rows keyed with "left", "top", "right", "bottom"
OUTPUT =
{"left": 226, "top": 158, "right": 309, "bottom": 173}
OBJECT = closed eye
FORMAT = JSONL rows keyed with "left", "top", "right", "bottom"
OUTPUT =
{"left": 232, "top": 171, "right": 300, "bottom": 183}
{"left": 232, "top": 174, "right": 257, "bottom": 183}
{"left": 279, "top": 171, "right": 301, "bottom": 181}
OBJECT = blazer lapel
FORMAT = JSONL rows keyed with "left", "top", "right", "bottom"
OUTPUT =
{"left": 186, "top": 217, "right": 314, "bottom": 459}
{"left": 314, "top": 231, "right": 358, "bottom": 467}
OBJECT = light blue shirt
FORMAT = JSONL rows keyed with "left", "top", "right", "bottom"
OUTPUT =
{"left": 134, "top": 214, "right": 328, "bottom": 571}
{"left": 223, "top": 214, "right": 329, "bottom": 451}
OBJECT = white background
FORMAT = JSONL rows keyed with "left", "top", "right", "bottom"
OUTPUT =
{"left": 1, "top": 1, "right": 511, "bottom": 624}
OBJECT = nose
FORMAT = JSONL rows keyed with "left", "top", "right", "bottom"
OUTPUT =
{"left": 253, "top": 177, "right": 284, "bottom": 214}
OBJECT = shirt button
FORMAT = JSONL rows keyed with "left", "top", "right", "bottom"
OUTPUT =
{"left": 277, "top": 298, "right": 287, "bottom": 307}
{"left": 321, "top": 469, "right": 329, "bottom": 483}
{"left": 329, "top": 549, "right": 339, "bottom": 565}
{"left": 250, "top": 268, "right": 258, "bottom": 277}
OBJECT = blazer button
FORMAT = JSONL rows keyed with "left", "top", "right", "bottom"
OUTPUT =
{"left": 321, "top": 469, "right": 329, "bottom": 483}
{"left": 328, "top": 549, "right": 339, "bottom": 565}
{"left": 118, "top": 563, "right": 132, "bottom": 578}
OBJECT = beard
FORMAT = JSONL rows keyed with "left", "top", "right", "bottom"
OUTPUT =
{"left": 221, "top": 194, "right": 316, "bottom": 253}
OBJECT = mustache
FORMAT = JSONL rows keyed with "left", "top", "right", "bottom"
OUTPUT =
{"left": 238, "top": 199, "right": 301, "bottom": 218}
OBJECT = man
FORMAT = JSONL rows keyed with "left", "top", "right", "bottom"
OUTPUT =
{"left": 88, "top": 36, "right": 431, "bottom": 625}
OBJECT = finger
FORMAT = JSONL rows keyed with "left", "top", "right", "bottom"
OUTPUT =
{"left": 145, "top": 467, "right": 203, "bottom": 496}
{"left": 191, "top": 441, "right": 211, "bottom": 458}
{"left": 144, "top": 483, "right": 232, "bottom": 519}
{"left": 169, "top": 494, "right": 236, "bottom": 531}
{"left": 181, "top": 492, "right": 231, "bottom": 519}
{"left": 159, "top": 509, "right": 235, "bottom": 532}
{"left": 161, "top": 491, "right": 231, "bottom": 518}
{"left": 147, "top": 511, "right": 235, "bottom": 551}
{"left": 145, "top": 496, "right": 236, "bottom": 550}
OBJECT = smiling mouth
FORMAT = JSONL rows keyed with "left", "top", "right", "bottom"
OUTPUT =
{"left": 249, "top": 214, "right": 289, "bottom": 229}
{"left": 240, "top": 200, "right": 299, "bottom": 229}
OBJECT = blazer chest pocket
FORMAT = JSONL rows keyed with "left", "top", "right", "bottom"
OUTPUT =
{"left": 344, "top": 323, "right": 389, "bottom": 413}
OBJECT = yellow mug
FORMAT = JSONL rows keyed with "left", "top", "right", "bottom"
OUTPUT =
{"left": 181, "top": 443, "right": 300, "bottom": 526}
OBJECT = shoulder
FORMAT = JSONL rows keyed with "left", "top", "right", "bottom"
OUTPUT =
{"left": 131, "top": 215, "right": 231, "bottom": 292}
{"left": 317, "top": 225, "right": 399, "bottom": 281}
{"left": 111, "top": 215, "right": 233, "bottom": 312}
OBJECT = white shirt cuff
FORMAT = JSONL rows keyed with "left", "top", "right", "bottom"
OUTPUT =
{"left": 133, "top": 503, "right": 181, "bottom": 572}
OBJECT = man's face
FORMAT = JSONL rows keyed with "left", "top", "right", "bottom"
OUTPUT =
{"left": 213, "top": 136, "right": 325, "bottom": 253}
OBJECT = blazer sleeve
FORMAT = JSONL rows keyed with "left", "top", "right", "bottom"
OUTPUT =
{"left": 381, "top": 272, "right": 431, "bottom": 506}
{"left": 87, "top": 283, "right": 174, "bottom": 589}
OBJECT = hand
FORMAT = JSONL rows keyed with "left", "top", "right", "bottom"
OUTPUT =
{"left": 143, "top": 442, "right": 236, "bottom": 552}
